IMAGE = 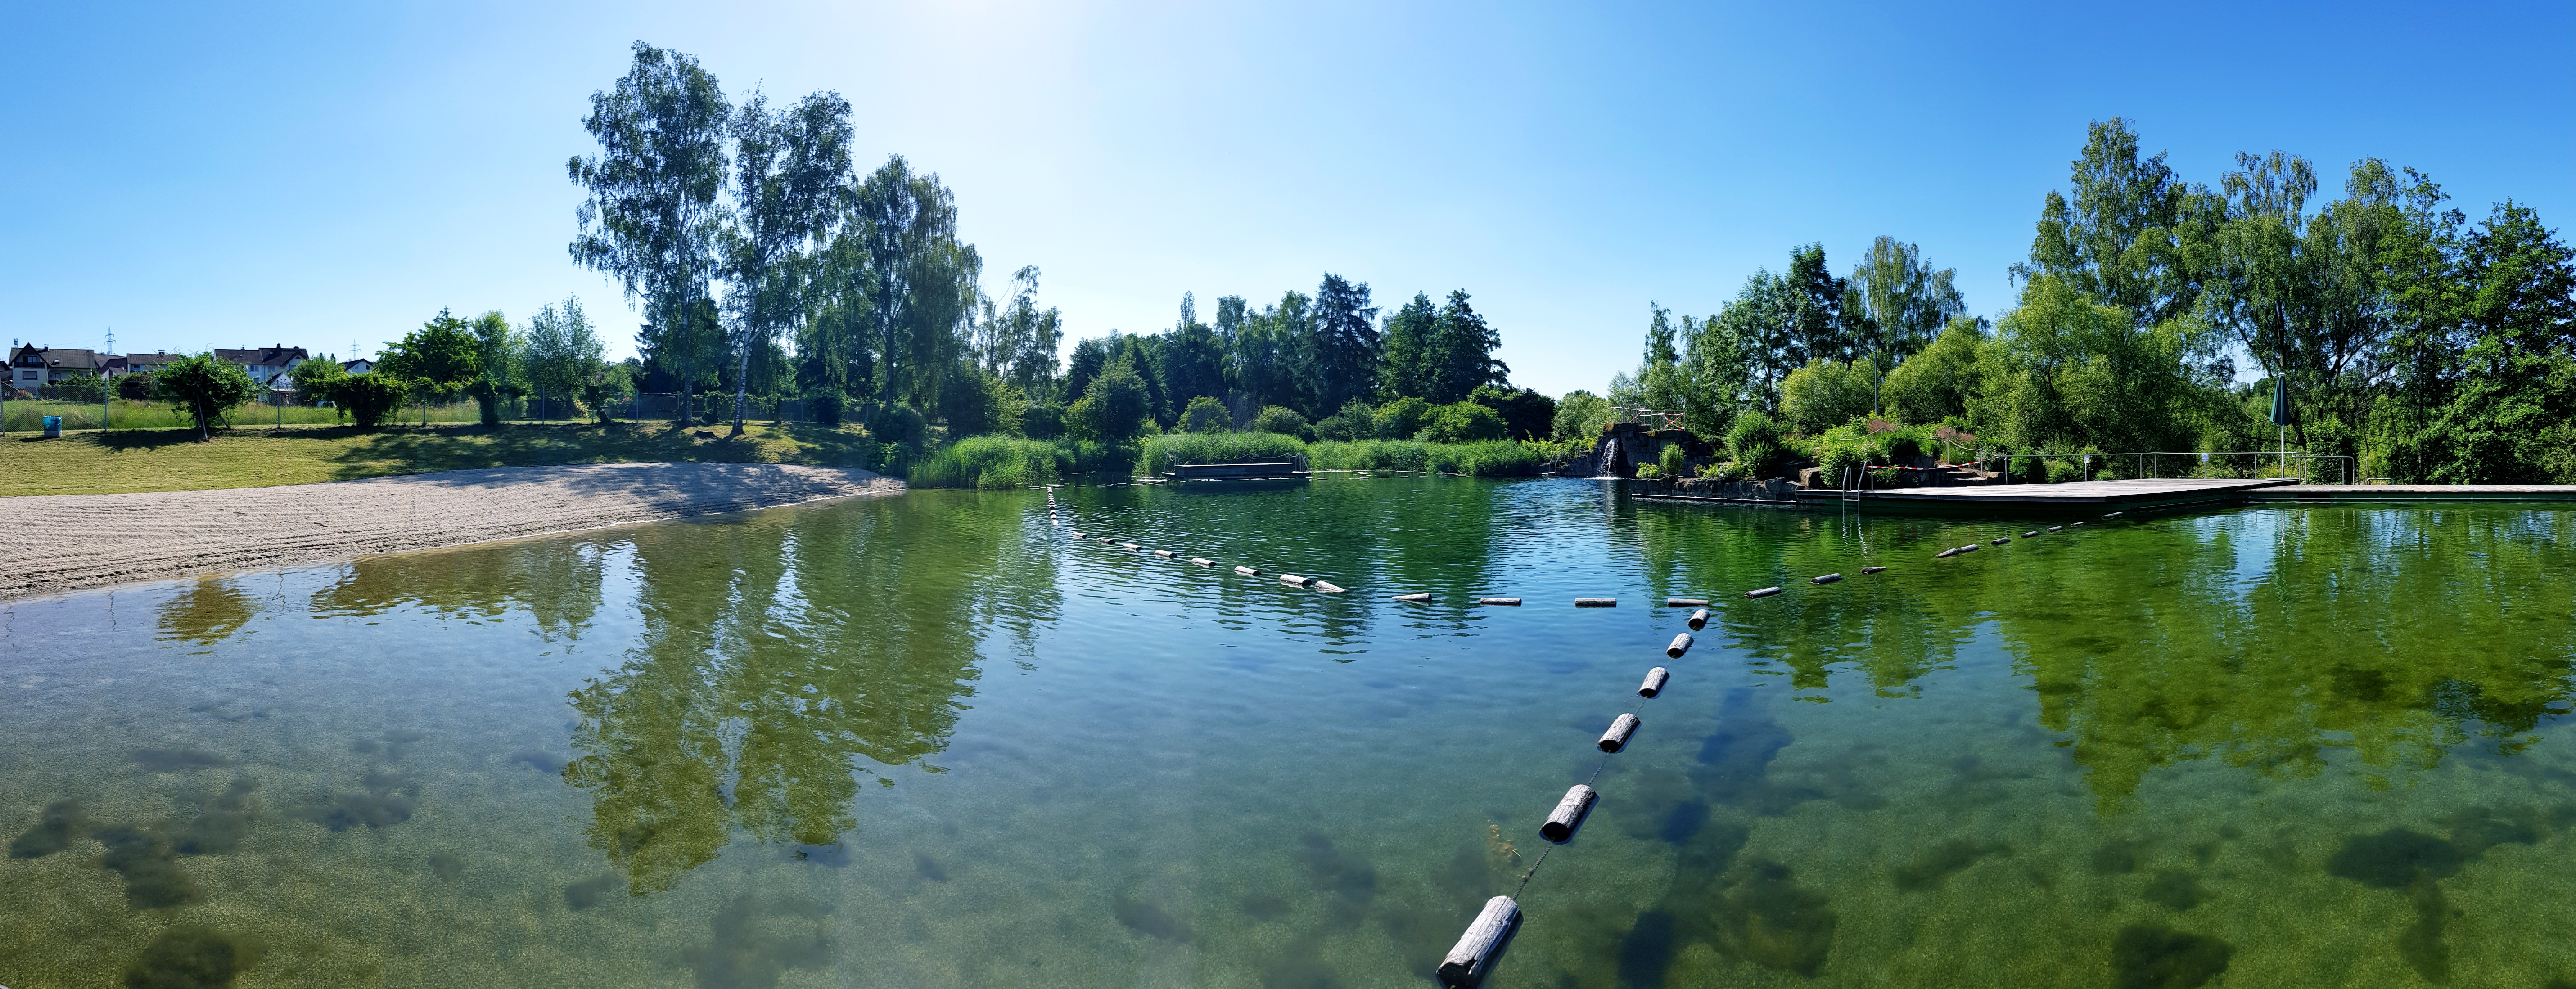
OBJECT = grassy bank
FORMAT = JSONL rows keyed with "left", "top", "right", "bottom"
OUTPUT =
{"left": 910, "top": 436, "right": 1130, "bottom": 490}
{"left": 0, "top": 422, "right": 889, "bottom": 497}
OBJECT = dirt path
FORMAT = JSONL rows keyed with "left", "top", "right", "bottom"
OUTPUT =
{"left": 2, "top": 462, "right": 901, "bottom": 599}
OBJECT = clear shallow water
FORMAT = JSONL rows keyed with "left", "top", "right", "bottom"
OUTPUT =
{"left": 1, "top": 478, "right": 2570, "bottom": 988}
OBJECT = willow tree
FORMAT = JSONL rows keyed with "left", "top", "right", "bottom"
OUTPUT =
{"left": 568, "top": 41, "right": 731, "bottom": 427}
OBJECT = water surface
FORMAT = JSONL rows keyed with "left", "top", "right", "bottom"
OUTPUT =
{"left": 2, "top": 478, "right": 2570, "bottom": 987}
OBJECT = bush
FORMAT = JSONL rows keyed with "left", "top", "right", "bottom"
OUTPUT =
{"left": 1141, "top": 432, "right": 1309, "bottom": 474}
{"left": 1552, "top": 390, "right": 1615, "bottom": 443}
{"left": 1635, "top": 464, "right": 1663, "bottom": 479}
{"left": 1069, "top": 360, "right": 1151, "bottom": 442}
{"left": 336, "top": 373, "right": 407, "bottom": 429}
{"left": 1660, "top": 441, "right": 1687, "bottom": 478}
{"left": 1469, "top": 384, "right": 1557, "bottom": 441}
{"left": 1726, "top": 410, "right": 1786, "bottom": 478}
{"left": 50, "top": 373, "right": 108, "bottom": 404}
{"left": 867, "top": 403, "right": 928, "bottom": 451}
{"left": 1372, "top": 396, "right": 1434, "bottom": 439}
{"left": 1021, "top": 401, "right": 1063, "bottom": 439}
{"left": 1306, "top": 439, "right": 1547, "bottom": 477}
{"left": 117, "top": 371, "right": 156, "bottom": 400}
{"left": 803, "top": 385, "right": 845, "bottom": 425}
{"left": 1421, "top": 402, "right": 1507, "bottom": 443}
{"left": 1179, "top": 396, "right": 1231, "bottom": 434}
{"left": 1249, "top": 405, "right": 1311, "bottom": 439}
{"left": 152, "top": 352, "right": 261, "bottom": 438}
{"left": 2045, "top": 457, "right": 2085, "bottom": 484}
{"left": 1313, "top": 399, "right": 1372, "bottom": 442}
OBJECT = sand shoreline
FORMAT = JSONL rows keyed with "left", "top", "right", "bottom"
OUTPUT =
{"left": 1, "top": 462, "right": 902, "bottom": 600}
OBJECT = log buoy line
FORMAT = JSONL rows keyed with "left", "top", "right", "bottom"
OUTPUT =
{"left": 1046, "top": 504, "right": 1347, "bottom": 594}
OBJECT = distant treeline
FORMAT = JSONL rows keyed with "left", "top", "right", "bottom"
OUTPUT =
{"left": 1608, "top": 119, "right": 2574, "bottom": 485}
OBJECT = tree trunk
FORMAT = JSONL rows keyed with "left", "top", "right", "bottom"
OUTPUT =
{"left": 732, "top": 344, "right": 751, "bottom": 437}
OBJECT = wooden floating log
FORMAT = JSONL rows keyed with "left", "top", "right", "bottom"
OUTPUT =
{"left": 2104, "top": 511, "right": 2124, "bottom": 518}
{"left": 1096, "top": 537, "right": 1114, "bottom": 544}
{"left": 1540, "top": 784, "right": 1597, "bottom": 843}
{"left": 1687, "top": 608, "right": 1709, "bottom": 629}
{"left": 1991, "top": 537, "right": 2010, "bottom": 545}
{"left": 1935, "top": 548, "right": 1959, "bottom": 558}
{"left": 1191, "top": 557, "right": 1214, "bottom": 566}
{"left": 2049, "top": 525, "right": 2064, "bottom": 531}
{"left": 1811, "top": 573, "right": 1842, "bottom": 584}
{"left": 2071, "top": 521, "right": 2085, "bottom": 526}
{"left": 1745, "top": 586, "right": 1782, "bottom": 598}
{"left": 1597, "top": 713, "right": 1642, "bottom": 752}
{"left": 2022, "top": 530, "right": 2039, "bottom": 538}
{"left": 1153, "top": 549, "right": 1177, "bottom": 557}
{"left": 1280, "top": 574, "right": 1312, "bottom": 586}
{"left": 1478, "top": 597, "right": 1522, "bottom": 606}
{"left": 1123, "top": 543, "right": 1141, "bottom": 551}
{"left": 1393, "top": 592, "right": 1433, "bottom": 603}
{"left": 1861, "top": 566, "right": 1886, "bottom": 575}
{"left": 1070, "top": 531, "right": 1085, "bottom": 538}
{"left": 1638, "top": 666, "right": 1670, "bottom": 698}
{"left": 1235, "top": 566, "right": 1260, "bottom": 576}
{"left": 1665, "top": 597, "right": 1709, "bottom": 607}
{"left": 1439, "top": 895, "right": 1520, "bottom": 988}
{"left": 1666, "top": 633, "right": 1693, "bottom": 658}
{"left": 1958, "top": 544, "right": 1980, "bottom": 553}
{"left": 1574, "top": 598, "right": 1618, "bottom": 607}
{"left": 1313, "top": 581, "right": 1345, "bottom": 593}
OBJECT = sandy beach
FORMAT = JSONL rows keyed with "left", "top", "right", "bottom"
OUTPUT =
{"left": 0, "top": 462, "right": 901, "bottom": 599}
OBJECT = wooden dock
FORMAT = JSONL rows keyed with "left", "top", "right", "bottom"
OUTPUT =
{"left": 1767, "top": 477, "right": 2574, "bottom": 515}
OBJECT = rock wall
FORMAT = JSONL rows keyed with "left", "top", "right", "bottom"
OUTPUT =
{"left": 1624, "top": 476, "right": 1803, "bottom": 502}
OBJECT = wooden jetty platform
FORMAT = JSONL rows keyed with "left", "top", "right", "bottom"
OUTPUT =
{"left": 2239, "top": 484, "right": 2576, "bottom": 503}
{"left": 1790, "top": 477, "right": 2295, "bottom": 515}
{"left": 1163, "top": 462, "right": 1310, "bottom": 483}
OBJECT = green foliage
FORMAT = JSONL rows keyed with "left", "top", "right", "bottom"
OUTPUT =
{"left": 151, "top": 352, "right": 260, "bottom": 439}
{"left": 911, "top": 436, "right": 1067, "bottom": 490}
{"left": 1978, "top": 275, "right": 2205, "bottom": 454}
{"left": 1468, "top": 384, "right": 1556, "bottom": 441}
{"left": 938, "top": 364, "right": 1016, "bottom": 438}
{"left": 525, "top": 297, "right": 605, "bottom": 418}
{"left": 1312, "top": 399, "right": 1372, "bottom": 442}
{"left": 117, "top": 371, "right": 156, "bottom": 400}
{"left": 1659, "top": 440, "right": 1688, "bottom": 478}
{"left": 1369, "top": 396, "right": 1430, "bottom": 439}
{"left": 1179, "top": 396, "right": 1230, "bottom": 434}
{"left": 380, "top": 310, "right": 483, "bottom": 424}
{"left": 1020, "top": 400, "right": 1063, "bottom": 439}
{"left": 1778, "top": 359, "right": 1878, "bottom": 435}
{"left": 1140, "top": 432, "right": 1308, "bottom": 474}
{"left": 1726, "top": 410, "right": 1785, "bottom": 478}
{"left": 1634, "top": 463, "right": 1663, "bottom": 479}
{"left": 336, "top": 373, "right": 407, "bottom": 429}
{"left": 1421, "top": 402, "right": 1506, "bottom": 444}
{"left": 289, "top": 355, "right": 348, "bottom": 419}
{"left": 50, "top": 373, "right": 107, "bottom": 404}
{"left": 1879, "top": 319, "right": 1989, "bottom": 425}
{"left": 803, "top": 384, "right": 845, "bottom": 425}
{"left": 866, "top": 403, "right": 928, "bottom": 451}
{"left": 467, "top": 310, "right": 521, "bottom": 427}
{"left": 580, "top": 364, "right": 636, "bottom": 424}
{"left": 1552, "top": 390, "right": 1615, "bottom": 442}
{"left": 1305, "top": 439, "right": 1547, "bottom": 476}
{"left": 1249, "top": 405, "right": 1312, "bottom": 440}
{"left": 1068, "top": 359, "right": 1150, "bottom": 442}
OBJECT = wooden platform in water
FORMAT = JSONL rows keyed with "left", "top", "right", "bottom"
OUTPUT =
{"left": 2240, "top": 484, "right": 2576, "bottom": 502}
{"left": 1792, "top": 477, "right": 2294, "bottom": 514}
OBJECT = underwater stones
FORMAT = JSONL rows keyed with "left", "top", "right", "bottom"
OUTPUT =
{"left": 297, "top": 768, "right": 417, "bottom": 832}
{"left": 787, "top": 844, "right": 848, "bottom": 867}
{"left": 2141, "top": 870, "right": 2207, "bottom": 911}
{"left": 132, "top": 748, "right": 228, "bottom": 772}
{"left": 125, "top": 925, "right": 257, "bottom": 989}
{"left": 682, "top": 895, "right": 833, "bottom": 989}
{"left": 2110, "top": 924, "right": 2232, "bottom": 989}
{"left": 1112, "top": 896, "right": 1193, "bottom": 942}
{"left": 99, "top": 826, "right": 199, "bottom": 908}
{"left": 1706, "top": 861, "right": 1836, "bottom": 978}
{"left": 1292, "top": 833, "right": 1378, "bottom": 903}
{"left": 1891, "top": 837, "right": 2008, "bottom": 892}
{"left": 2325, "top": 828, "right": 2463, "bottom": 888}
{"left": 508, "top": 751, "right": 566, "bottom": 774}
{"left": 9, "top": 799, "right": 91, "bottom": 858}
{"left": 564, "top": 873, "right": 621, "bottom": 910}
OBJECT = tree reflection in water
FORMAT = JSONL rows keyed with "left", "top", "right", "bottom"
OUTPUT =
{"left": 563, "top": 493, "right": 1053, "bottom": 894}
{"left": 156, "top": 576, "right": 256, "bottom": 645}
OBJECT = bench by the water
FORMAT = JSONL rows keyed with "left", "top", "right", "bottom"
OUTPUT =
{"left": 1165, "top": 462, "right": 1310, "bottom": 482}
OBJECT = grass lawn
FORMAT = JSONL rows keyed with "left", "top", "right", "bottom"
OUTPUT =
{"left": 0, "top": 421, "right": 889, "bottom": 497}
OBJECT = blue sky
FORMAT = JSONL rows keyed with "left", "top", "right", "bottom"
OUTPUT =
{"left": 4, "top": 0, "right": 2569, "bottom": 398}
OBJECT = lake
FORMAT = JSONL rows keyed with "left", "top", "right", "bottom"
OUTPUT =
{"left": 2, "top": 477, "right": 2570, "bottom": 988}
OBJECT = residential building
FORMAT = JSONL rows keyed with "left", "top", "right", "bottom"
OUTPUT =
{"left": 341, "top": 357, "right": 374, "bottom": 374}
{"left": 120, "top": 351, "right": 182, "bottom": 378}
{"left": 8, "top": 345, "right": 109, "bottom": 394}
{"left": 215, "top": 346, "right": 308, "bottom": 385}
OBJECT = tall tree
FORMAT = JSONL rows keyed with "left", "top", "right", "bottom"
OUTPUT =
{"left": 1310, "top": 274, "right": 1380, "bottom": 412}
{"left": 1232, "top": 291, "right": 1313, "bottom": 414}
{"left": 1158, "top": 292, "right": 1227, "bottom": 409}
{"left": 526, "top": 296, "right": 606, "bottom": 420}
{"left": 379, "top": 310, "right": 483, "bottom": 427}
{"left": 1786, "top": 244, "right": 1854, "bottom": 364}
{"left": 1848, "top": 236, "right": 1967, "bottom": 408}
{"left": 1376, "top": 292, "right": 1439, "bottom": 399}
{"left": 722, "top": 89, "right": 852, "bottom": 434}
{"left": 978, "top": 266, "right": 1063, "bottom": 400}
{"left": 467, "top": 310, "right": 522, "bottom": 427}
{"left": 568, "top": 41, "right": 732, "bottom": 426}
{"left": 846, "top": 156, "right": 980, "bottom": 410}
{"left": 2013, "top": 117, "right": 2222, "bottom": 328}
{"left": 1427, "top": 290, "right": 1507, "bottom": 403}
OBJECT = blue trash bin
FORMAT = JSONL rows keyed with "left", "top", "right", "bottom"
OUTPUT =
{"left": 43, "top": 415, "right": 62, "bottom": 438}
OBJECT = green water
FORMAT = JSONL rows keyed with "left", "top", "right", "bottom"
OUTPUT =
{"left": 1, "top": 478, "right": 2569, "bottom": 988}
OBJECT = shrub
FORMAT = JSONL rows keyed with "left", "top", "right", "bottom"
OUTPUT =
{"left": 1021, "top": 401, "right": 1062, "bottom": 439}
{"left": 867, "top": 403, "right": 928, "bottom": 451}
{"left": 1372, "top": 396, "right": 1434, "bottom": 439}
{"left": 939, "top": 367, "right": 1016, "bottom": 438}
{"left": 1422, "top": 402, "right": 1506, "bottom": 443}
{"left": 1779, "top": 359, "right": 1878, "bottom": 436}
{"left": 336, "top": 373, "right": 407, "bottom": 429}
{"left": 152, "top": 352, "right": 260, "bottom": 439}
{"left": 1726, "top": 410, "right": 1785, "bottom": 478}
{"left": 1179, "top": 396, "right": 1231, "bottom": 434}
{"left": 1305, "top": 439, "right": 1547, "bottom": 477}
{"left": 580, "top": 364, "right": 635, "bottom": 423}
{"left": 1313, "top": 399, "right": 1372, "bottom": 442}
{"left": 1070, "top": 360, "right": 1151, "bottom": 442}
{"left": 117, "top": 371, "right": 157, "bottom": 400}
{"left": 2046, "top": 457, "right": 2086, "bottom": 484}
{"left": 1552, "top": 390, "right": 1615, "bottom": 443}
{"left": 1635, "top": 464, "right": 1663, "bottom": 479}
{"left": 913, "top": 436, "right": 1065, "bottom": 490}
{"left": 1250, "top": 405, "right": 1311, "bottom": 439}
{"left": 1141, "top": 432, "right": 1308, "bottom": 474}
{"left": 50, "top": 373, "right": 108, "bottom": 404}
{"left": 803, "top": 385, "right": 845, "bottom": 425}
{"left": 1659, "top": 441, "right": 1687, "bottom": 478}
{"left": 1469, "top": 384, "right": 1557, "bottom": 441}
